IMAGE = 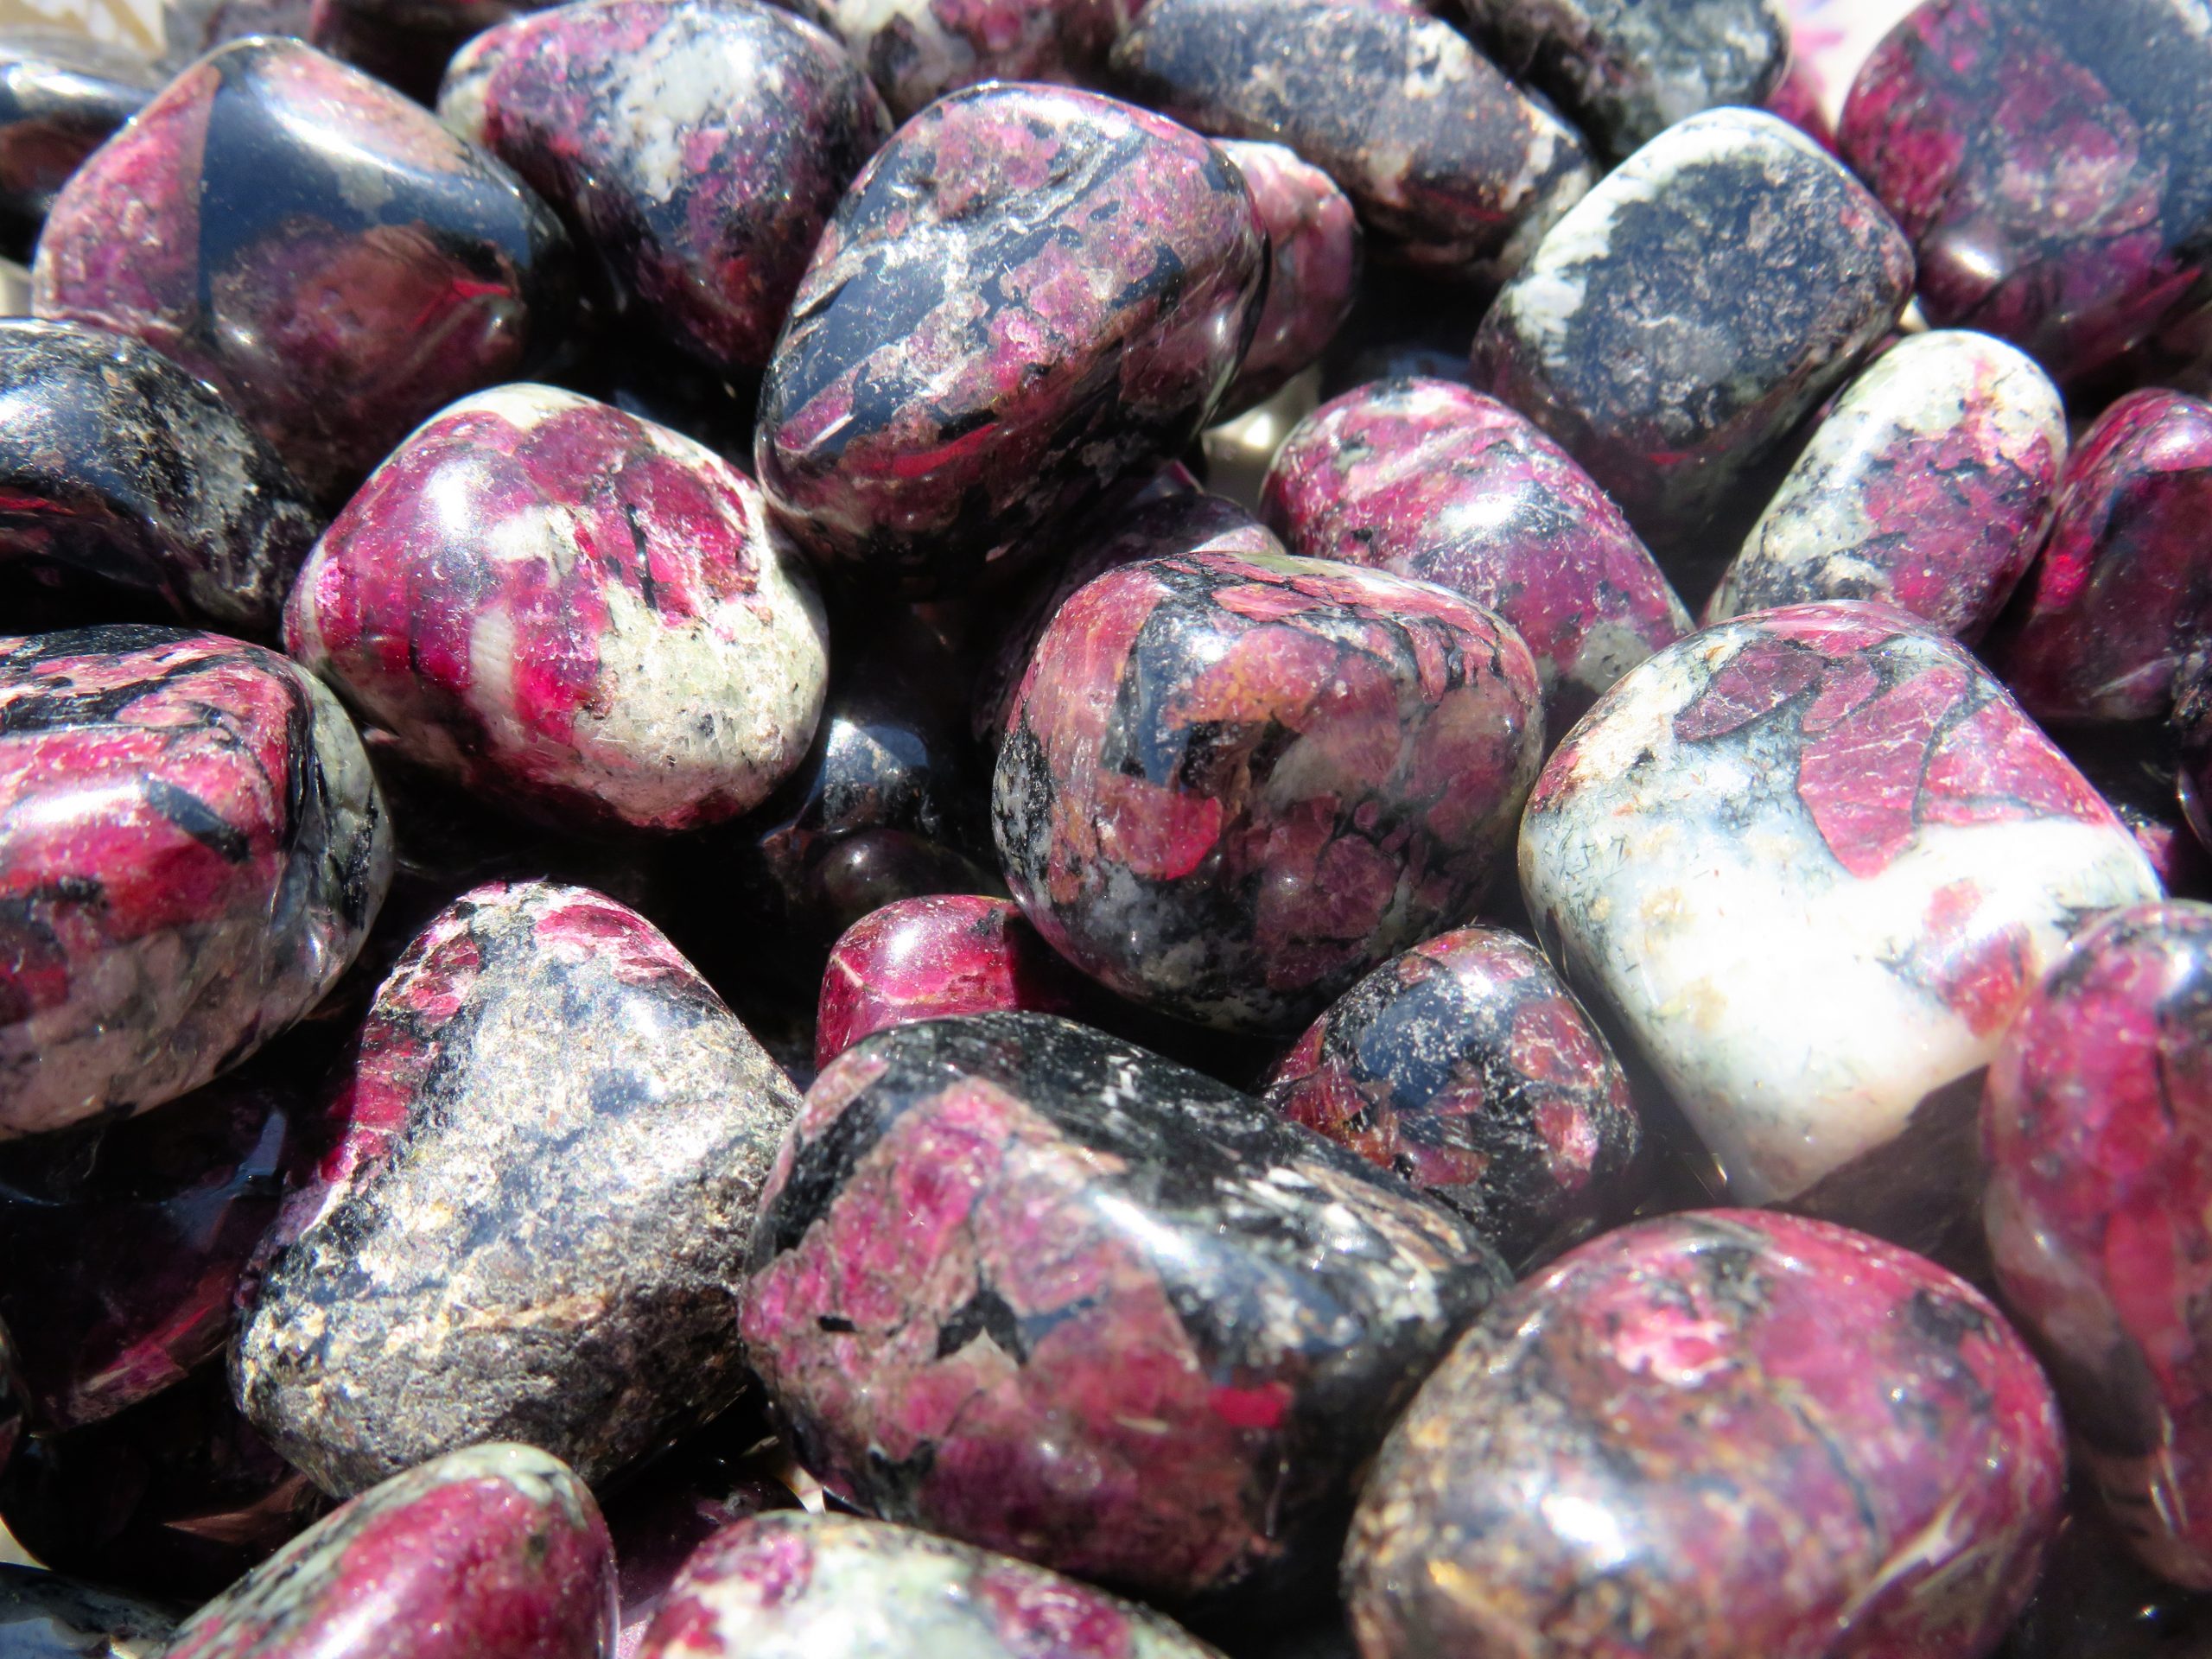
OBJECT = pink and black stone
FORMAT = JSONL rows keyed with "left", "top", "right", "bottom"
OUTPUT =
{"left": 30, "top": 37, "right": 575, "bottom": 505}
{"left": 1344, "top": 1211, "right": 2064, "bottom": 1659}
{"left": 0, "top": 30, "right": 157, "bottom": 259}
{"left": 0, "top": 1566, "right": 178, "bottom": 1657}
{"left": 160, "top": 1444, "right": 618, "bottom": 1659}
{"left": 1982, "top": 900, "right": 2212, "bottom": 1589}
{"left": 772, "top": 0, "right": 1141, "bottom": 121}
{"left": 0, "top": 319, "right": 321, "bottom": 635}
{"left": 1212, "top": 140, "right": 1360, "bottom": 416}
{"left": 232, "top": 880, "right": 802, "bottom": 1497}
{"left": 1260, "top": 377, "right": 1691, "bottom": 742}
{"left": 1989, "top": 389, "right": 2212, "bottom": 728}
{"left": 1262, "top": 924, "right": 1641, "bottom": 1270}
{"left": 637, "top": 1512, "right": 1225, "bottom": 1659}
{"left": 754, "top": 82, "right": 1264, "bottom": 599}
{"left": 604, "top": 1427, "right": 796, "bottom": 1659}
{"left": 742, "top": 1012, "right": 1510, "bottom": 1612}
{"left": 994, "top": 546, "right": 1543, "bottom": 1035}
{"left": 1471, "top": 108, "right": 1913, "bottom": 553}
{"left": 1110, "top": 0, "right": 1594, "bottom": 280}
{"left": 283, "top": 384, "right": 830, "bottom": 836}
{"left": 0, "top": 627, "right": 391, "bottom": 1142}
{"left": 1840, "top": 0, "right": 2212, "bottom": 387}
{"left": 439, "top": 0, "right": 888, "bottom": 378}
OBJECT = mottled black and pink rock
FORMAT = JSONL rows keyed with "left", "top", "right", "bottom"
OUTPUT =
{"left": 0, "top": 627, "right": 390, "bottom": 1141}
{"left": 0, "top": 1567, "right": 177, "bottom": 1659}
{"left": 1261, "top": 376, "right": 1690, "bottom": 741}
{"left": 31, "top": 37, "right": 575, "bottom": 504}
{"left": 160, "top": 1443, "right": 617, "bottom": 1659}
{"left": 1345, "top": 1211, "right": 2063, "bottom": 1659}
{"left": 1213, "top": 140, "right": 1360, "bottom": 416}
{"left": 743, "top": 1011, "right": 1510, "bottom": 1611}
{"left": 774, "top": 0, "right": 1140, "bottom": 120}
{"left": 233, "top": 880, "right": 802, "bottom": 1497}
{"left": 1840, "top": 0, "right": 2212, "bottom": 388}
{"left": 284, "top": 383, "right": 829, "bottom": 835}
{"left": 440, "top": 0, "right": 887, "bottom": 377}
{"left": 1111, "top": 0, "right": 1594, "bottom": 280}
{"left": 0, "top": 30, "right": 156, "bottom": 258}
{"left": 754, "top": 82, "right": 1264, "bottom": 598}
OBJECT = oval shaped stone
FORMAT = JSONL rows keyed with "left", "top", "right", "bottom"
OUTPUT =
{"left": 1261, "top": 376, "right": 1690, "bottom": 741}
{"left": 0, "top": 1566, "right": 176, "bottom": 1659}
{"left": 1213, "top": 139, "right": 1360, "bottom": 416}
{"left": 161, "top": 1443, "right": 616, "bottom": 1659}
{"left": 284, "top": 383, "right": 829, "bottom": 834}
{"left": 742, "top": 1011, "right": 1510, "bottom": 1610}
{"left": 754, "top": 82, "right": 1265, "bottom": 597}
{"left": 1520, "top": 602, "right": 2158, "bottom": 1246}
{"left": 233, "top": 880, "right": 803, "bottom": 1496}
{"left": 0, "top": 30, "right": 157, "bottom": 257}
{"left": 995, "top": 547, "right": 1543, "bottom": 1034}
{"left": 440, "top": 0, "right": 888, "bottom": 376}
{"left": 775, "top": 0, "right": 1140, "bottom": 121}
{"left": 1708, "top": 330, "right": 2067, "bottom": 643}
{"left": 32, "top": 37, "right": 575, "bottom": 503}
{"left": 1344, "top": 1211, "right": 2063, "bottom": 1659}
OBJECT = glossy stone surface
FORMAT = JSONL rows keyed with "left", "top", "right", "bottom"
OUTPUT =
{"left": 776, "top": 0, "right": 1139, "bottom": 120}
{"left": 234, "top": 880, "right": 802, "bottom": 1497}
{"left": 1345, "top": 1211, "right": 2063, "bottom": 1659}
{"left": 0, "top": 30, "right": 156, "bottom": 257}
{"left": 995, "top": 547, "right": 1544, "bottom": 1035}
{"left": 639, "top": 1512, "right": 1225, "bottom": 1658}
{"left": 162, "top": 1444, "right": 617, "bottom": 1659}
{"left": 755, "top": 82, "right": 1264, "bottom": 598}
{"left": 0, "top": 1567, "right": 176, "bottom": 1658}
{"left": 1213, "top": 140, "right": 1360, "bottom": 416}
{"left": 1709, "top": 329, "right": 2066, "bottom": 643}
{"left": 743, "top": 1012, "right": 1510, "bottom": 1610}
{"left": 1471, "top": 107, "right": 1913, "bottom": 548}
{"left": 31, "top": 37, "right": 575, "bottom": 504}
{"left": 1990, "top": 389, "right": 2212, "bottom": 727}
{"left": 1839, "top": 0, "right": 2212, "bottom": 387}
{"left": 0, "top": 319, "right": 321, "bottom": 634}
{"left": 1261, "top": 377, "right": 1690, "bottom": 741}
{"left": 0, "top": 627, "right": 390, "bottom": 1141}
{"left": 1520, "top": 603, "right": 2159, "bottom": 1246}
{"left": 441, "top": 0, "right": 887, "bottom": 376}
{"left": 285, "top": 384, "right": 829, "bottom": 834}
{"left": 1111, "top": 0, "right": 1594, "bottom": 279}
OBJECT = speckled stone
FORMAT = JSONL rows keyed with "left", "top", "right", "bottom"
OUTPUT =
{"left": 1520, "top": 602, "right": 2159, "bottom": 1248}
{"left": 1261, "top": 376, "right": 1690, "bottom": 741}
{"left": 754, "top": 82, "right": 1264, "bottom": 598}
{"left": 0, "top": 1566, "right": 176, "bottom": 1659}
{"left": 31, "top": 37, "right": 575, "bottom": 504}
{"left": 1213, "top": 140, "right": 1360, "bottom": 416}
{"left": 995, "top": 547, "right": 1543, "bottom": 1035}
{"left": 773, "top": 0, "right": 1141, "bottom": 120}
{"left": 284, "top": 384, "right": 829, "bottom": 834}
{"left": 233, "top": 880, "right": 803, "bottom": 1497}
{"left": 1708, "top": 330, "right": 2066, "bottom": 643}
{"left": 1111, "top": 0, "right": 1594, "bottom": 280}
{"left": 1471, "top": 107, "right": 1913, "bottom": 548}
{"left": 743, "top": 1011, "right": 1510, "bottom": 1611}
{"left": 162, "top": 1444, "right": 617, "bottom": 1659}
{"left": 1345, "top": 1211, "right": 2064, "bottom": 1659}
{"left": 440, "top": 0, "right": 887, "bottom": 376}
{"left": 0, "top": 30, "right": 157, "bottom": 258}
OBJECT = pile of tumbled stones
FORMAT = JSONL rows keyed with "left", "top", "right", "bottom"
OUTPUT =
{"left": 2, "top": 0, "right": 2211, "bottom": 1653}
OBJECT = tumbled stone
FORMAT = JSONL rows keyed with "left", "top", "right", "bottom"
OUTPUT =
{"left": 755, "top": 82, "right": 1264, "bottom": 597}
{"left": 285, "top": 384, "right": 829, "bottom": 834}
{"left": 0, "top": 319, "right": 321, "bottom": 634}
{"left": 1521, "top": 602, "right": 2159, "bottom": 1248}
{"left": 776, "top": 0, "right": 1138, "bottom": 120}
{"left": 441, "top": 0, "right": 887, "bottom": 376}
{"left": 744, "top": 1012, "right": 1509, "bottom": 1610}
{"left": 640, "top": 1512, "right": 1225, "bottom": 1658}
{"left": 0, "top": 31, "right": 157, "bottom": 258}
{"left": 1345, "top": 1211, "right": 2063, "bottom": 1659}
{"left": 0, "top": 627, "right": 390, "bottom": 1141}
{"left": 1471, "top": 107, "right": 1913, "bottom": 549}
{"left": 1762, "top": 51, "right": 1835, "bottom": 155}
{"left": 32, "top": 37, "right": 575, "bottom": 503}
{"left": 1261, "top": 376, "right": 1690, "bottom": 741}
{"left": 1112, "top": 0, "right": 1593, "bottom": 279}
{"left": 1708, "top": 330, "right": 2066, "bottom": 643}
{"left": 162, "top": 1444, "right": 616, "bottom": 1659}
{"left": 234, "top": 880, "right": 801, "bottom": 1497}
{"left": 2003, "top": 1503, "right": 2212, "bottom": 1658}
{"left": 995, "top": 547, "right": 1543, "bottom": 1034}
{"left": 1213, "top": 140, "right": 1360, "bottom": 416}
{"left": 0, "top": 1566, "right": 176, "bottom": 1659}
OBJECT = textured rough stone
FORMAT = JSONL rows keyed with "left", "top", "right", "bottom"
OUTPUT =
{"left": 1345, "top": 1211, "right": 2063, "bottom": 1659}
{"left": 0, "top": 1566, "right": 176, "bottom": 1658}
{"left": 754, "top": 82, "right": 1264, "bottom": 598}
{"left": 995, "top": 547, "right": 1543, "bottom": 1034}
{"left": 743, "top": 1012, "right": 1510, "bottom": 1610}
{"left": 774, "top": 0, "right": 1139, "bottom": 120}
{"left": 0, "top": 30, "right": 157, "bottom": 257}
{"left": 233, "top": 880, "right": 803, "bottom": 1497}
{"left": 1213, "top": 140, "right": 1360, "bottom": 416}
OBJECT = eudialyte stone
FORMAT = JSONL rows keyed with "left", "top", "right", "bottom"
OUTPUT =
{"left": 1213, "top": 140, "right": 1360, "bottom": 416}
{"left": 0, "top": 1566, "right": 175, "bottom": 1659}
{"left": 0, "top": 30, "right": 157, "bottom": 258}
{"left": 1344, "top": 1211, "right": 2063, "bottom": 1659}
{"left": 775, "top": 0, "right": 1140, "bottom": 120}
